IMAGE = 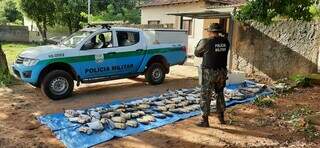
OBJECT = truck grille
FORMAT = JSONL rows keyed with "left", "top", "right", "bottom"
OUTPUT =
{"left": 16, "top": 56, "right": 25, "bottom": 64}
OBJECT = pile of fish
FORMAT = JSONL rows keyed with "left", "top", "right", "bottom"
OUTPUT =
{"left": 224, "top": 83, "right": 270, "bottom": 101}
{"left": 64, "top": 83, "right": 271, "bottom": 135}
{"left": 64, "top": 88, "right": 202, "bottom": 135}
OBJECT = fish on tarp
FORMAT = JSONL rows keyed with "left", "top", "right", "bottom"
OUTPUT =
{"left": 126, "top": 120, "right": 139, "bottom": 128}
{"left": 79, "top": 126, "right": 93, "bottom": 135}
{"left": 107, "top": 119, "right": 127, "bottom": 130}
{"left": 87, "top": 120, "right": 104, "bottom": 131}
{"left": 137, "top": 115, "right": 156, "bottom": 124}
{"left": 111, "top": 116, "right": 127, "bottom": 123}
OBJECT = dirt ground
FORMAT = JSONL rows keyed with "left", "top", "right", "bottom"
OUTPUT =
{"left": 0, "top": 65, "right": 319, "bottom": 148}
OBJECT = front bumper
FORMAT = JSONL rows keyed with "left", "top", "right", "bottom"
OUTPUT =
{"left": 12, "top": 64, "right": 40, "bottom": 84}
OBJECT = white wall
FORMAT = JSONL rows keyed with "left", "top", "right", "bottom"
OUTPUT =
{"left": 23, "top": 16, "right": 38, "bottom": 32}
{"left": 187, "top": 19, "right": 204, "bottom": 56}
{"left": 141, "top": 2, "right": 207, "bottom": 56}
{"left": 141, "top": 2, "right": 207, "bottom": 25}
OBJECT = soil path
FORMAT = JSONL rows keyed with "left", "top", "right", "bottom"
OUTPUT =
{"left": 0, "top": 65, "right": 319, "bottom": 148}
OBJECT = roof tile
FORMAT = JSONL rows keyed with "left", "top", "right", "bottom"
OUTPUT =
{"left": 141, "top": 0, "right": 245, "bottom": 7}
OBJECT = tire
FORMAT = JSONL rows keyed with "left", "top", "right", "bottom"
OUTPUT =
{"left": 41, "top": 70, "right": 74, "bottom": 100}
{"left": 145, "top": 63, "right": 166, "bottom": 85}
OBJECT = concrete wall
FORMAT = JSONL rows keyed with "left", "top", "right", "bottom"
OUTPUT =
{"left": 231, "top": 21, "right": 320, "bottom": 79}
{"left": 0, "top": 25, "right": 29, "bottom": 42}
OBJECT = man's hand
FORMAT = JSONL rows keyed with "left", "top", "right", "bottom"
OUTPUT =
{"left": 194, "top": 39, "right": 209, "bottom": 57}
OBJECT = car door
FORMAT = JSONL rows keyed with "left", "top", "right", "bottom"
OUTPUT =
{"left": 79, "top": 30, "right": 118, "bottom": 79}
{"left": 107, "top": 30, "right": 146, "bottom": 76}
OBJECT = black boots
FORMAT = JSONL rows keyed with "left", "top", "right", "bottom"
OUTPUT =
{"left": 196, "top": 116, "right": 209, "bottom": 127}
{"left": 218, "top": 112, "right": 226, "bottom": 124}
{"left": 197, "top": 113, "right": 226, "bottom": 127}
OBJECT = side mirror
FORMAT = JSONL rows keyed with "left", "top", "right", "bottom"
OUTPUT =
{"left": 81, "top": 42, "right": 94, "bottom": 50}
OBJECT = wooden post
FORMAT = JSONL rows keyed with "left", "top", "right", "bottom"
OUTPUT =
{"left": 0, "top": 43, "right": 9, "bottom": 74}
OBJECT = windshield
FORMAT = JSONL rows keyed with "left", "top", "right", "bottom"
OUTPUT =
{"left": 60, "top": 31, "right": 93, "bottom": 48}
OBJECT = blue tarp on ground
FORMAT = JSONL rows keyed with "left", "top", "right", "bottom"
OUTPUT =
{"left": 38, "top": 80, "right": 273, "bottom": 148}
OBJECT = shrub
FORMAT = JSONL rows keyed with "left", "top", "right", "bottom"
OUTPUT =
{"left": 253, "top": 96, "right": 274, "bottom": 108}
{"left": 291, "top": 75, "right": 312, "bottom": 87}
{"left": 0, "top": 70, "right": 14, "bottom": 86}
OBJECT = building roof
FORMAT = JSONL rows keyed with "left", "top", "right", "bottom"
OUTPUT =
{"left": 208, "top": 0, "right": 246, "bottom": 5}
{"left": 141, "top": 0, "right": 246, "bottom": 7}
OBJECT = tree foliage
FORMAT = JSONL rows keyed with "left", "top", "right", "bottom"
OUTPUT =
{"left": 19, "top": 0, "right": 56, "bottom": 42}
{"left": 92, "top": 0, "right": 145, "bottom": 24}
{"left": 310, "top": 2, "right": 320, "bottom": 19}
{"left": 18, "top": 0, "right": 146, "bottom": 40}
{"left": 55, "top": 0, "right": 87, "bottom": 34}
{"left": 0, "top": 0, "right": 23, "bottom": 24}
{"left": 3, "top": 0, "right": 22, "bottom": 23}
{"left": 236, "top": 0, "right": 316, "bottom": 24}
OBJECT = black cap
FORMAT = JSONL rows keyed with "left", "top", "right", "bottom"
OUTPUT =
{"left": 205, "top": 23, "right": 223, "bottom": 32}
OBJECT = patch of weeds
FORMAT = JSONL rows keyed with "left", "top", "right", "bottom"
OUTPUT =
{"left": 303, "top": 123, "right": 320, "bottom": 140}
{"left": 253, "top": 96, "right": 274, "bottom": 108}
{"left": 282, "top": 107, "right": 313, "bottom": 121}
{"left": 291, "top": 75, "right": 312, "bottom": 87}
{"left": 0, "top": 71, "right": 15, "bottom": 87}
{"left": 281, "top": 107, "right": 320, "bottom": 140}
{"left": 268, "top": 94, "right": 279, "bottom": 100}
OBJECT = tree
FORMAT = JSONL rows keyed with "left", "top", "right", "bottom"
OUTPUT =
{"left": 92, "top": 0, "right": 144, "bottom": 24}
{"left": 0, "top": 44, "right": 9, "bottom": 75}
{"left": 123, "top": 8, "right": 141, "bottom": 24}
{"left": 3, "top": 0, "right": 23, "bottom": 23}
{"left": 19, "top": 0, "right": 56, "bottom": 42}
{"left": 55, "top": 0, "right": 87, "bottom": 34}
{"left": 236, "top": 0, "right": 315, "bottom": 24}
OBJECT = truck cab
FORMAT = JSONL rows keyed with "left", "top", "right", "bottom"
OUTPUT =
{"left": 12, "top": 25, "right": 187, "bottom": 100}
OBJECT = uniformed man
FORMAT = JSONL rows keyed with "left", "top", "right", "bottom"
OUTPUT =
{"left": 195, "top": 23, "right": 230, "bottom": 127}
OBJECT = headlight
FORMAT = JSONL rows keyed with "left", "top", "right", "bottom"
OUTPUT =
{"left": 23, "top": 58, "right": 39, "bottom": 67}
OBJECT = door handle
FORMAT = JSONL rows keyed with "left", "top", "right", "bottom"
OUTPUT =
{"left": 107, "top": 52, "right": 117, "bottom": 55}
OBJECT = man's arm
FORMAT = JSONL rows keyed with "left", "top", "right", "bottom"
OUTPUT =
{"left": 194, "top": 39, "right": 209, "bottom": 57}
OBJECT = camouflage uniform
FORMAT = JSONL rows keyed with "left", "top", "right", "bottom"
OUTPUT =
{"left": 195, "top": 35, "right": 230, "bottom": 123}
{"left": 200, "top": 68, "right": 228, "bottom": 117}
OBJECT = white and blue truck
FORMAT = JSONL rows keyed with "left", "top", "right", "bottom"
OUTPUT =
{"left": 12, "top": 25, "right": 188, "bottom": 100}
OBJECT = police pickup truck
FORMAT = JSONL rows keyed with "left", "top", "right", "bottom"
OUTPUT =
{"left": 12, "top": 25, "right": 187, "bottom": 100}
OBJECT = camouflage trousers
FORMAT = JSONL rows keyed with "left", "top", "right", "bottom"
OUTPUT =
{"left": 200, "top": 68, "right": 228, "bottom": 117}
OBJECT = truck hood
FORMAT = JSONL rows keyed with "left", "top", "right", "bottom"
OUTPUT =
{"left": 19, "top": 45, "right": 71, "bottom": 59}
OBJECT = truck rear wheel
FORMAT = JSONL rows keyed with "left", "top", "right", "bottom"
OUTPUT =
{"left": 41, "top": 70, "right": 74, "bottom": 100}
{"left": 145, "top": 63, "right": 166, "bottom": 85}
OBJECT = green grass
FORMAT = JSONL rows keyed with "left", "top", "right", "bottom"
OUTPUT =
{"left": 2, "top": 43, "right": 37, "bottom": 65}
{"left": 0, "top": 43, "right": 37, "bottom": 86}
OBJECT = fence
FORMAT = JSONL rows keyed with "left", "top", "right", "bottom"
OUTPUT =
{"left": 0, "top": 25, "right": 29, "bottom": 42}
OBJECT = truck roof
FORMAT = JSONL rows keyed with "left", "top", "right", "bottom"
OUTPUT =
{"left": 81, "top": 26, "right": 142, "bottom": 32}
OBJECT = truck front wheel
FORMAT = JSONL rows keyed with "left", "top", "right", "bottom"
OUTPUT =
{"left": 41, "top": 70, "right": 74, "bottom": 100}
{"left": 145, "top": 63, "right": 166, "bottom": 85}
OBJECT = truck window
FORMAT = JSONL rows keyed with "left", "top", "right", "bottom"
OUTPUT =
{"left": 83, "top": 31, "right": 113, "bottom": 50}
{"left": 61, "top": 31, "right": 93, "bottom": 48}
{"left": 116, "top": 31, "right": 140, "bottom": 47}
